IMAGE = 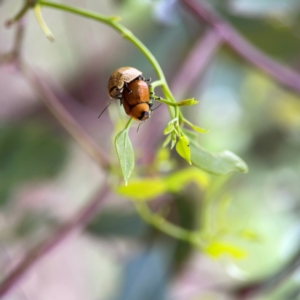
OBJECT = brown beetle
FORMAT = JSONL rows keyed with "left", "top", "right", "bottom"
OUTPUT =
{"left": 108, "top": 67, "right": 142, "bottom": 99}
{"left": 122, "top": 79, "right": 152, "bottom": 121}
{"left": 100, "top": 67, "right": 153, "bottom": 121}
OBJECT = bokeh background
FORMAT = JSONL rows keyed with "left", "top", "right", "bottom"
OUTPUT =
{"left": 1, "top": 0, "right": 300, "bottom": 299}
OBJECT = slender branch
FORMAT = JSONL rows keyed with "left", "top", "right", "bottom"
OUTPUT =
{"left": 0, "top": 182, "right": 110, "bottom": 297}
{"left": 170, "top": 29, "right": 223, "bottom": 98}
{"left": 134, "top": 203, "right": 199, "bottom": 245}
{"left": 22, "top": 66, "right": 110, "bottom": 169}
{"left": 5, "top": 2, "right": 29, "bottom": 27}
{"left": 38, "top": 1, "right": 166, "bottom": 82}
{"left": 39, "top": 1, "right": 175, "bottom": 100}
{"left": 232, "top": 247, "right": 300, "bottom": 299}
{"left": 11, "top": 19, "right": 26, "bottom": 59}
{"left": 181, "top": 0, "right": 300, "bottom": 94}
{"left": 0, "top": 18, "right": 26, "bottom": 68}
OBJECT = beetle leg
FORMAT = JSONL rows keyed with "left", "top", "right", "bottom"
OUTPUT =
{"left": 124, "top": 82, "right": 132, "bottom": 94}
{"left": 149, "top": 91, "right": 158, "bottom": 101}
{"left": 137, "top": 75, "right": 151, "bottom": 82}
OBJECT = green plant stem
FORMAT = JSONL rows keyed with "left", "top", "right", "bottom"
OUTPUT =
{"left": 155, "top": 98, "right": 179, "bottom": 107}
{"left": 150, "top": 80, "right": 164, "bottom": 89}
{"left": 39, "top": 1, "right": 177, "bottom": 109}
{"left": 125, "top": 117, "right": 133, "bottom": 130}
{"left": 34, "top": 4, "right": 54, "bottom": 41}
{"left": 135, "top": 203, "right": 200, "bottom": 245}
{"left": 36, "top": 1, "right": 186, "bottom": 237}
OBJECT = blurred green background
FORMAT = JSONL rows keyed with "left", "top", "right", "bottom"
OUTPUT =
{"left": 1, "top": 0, "right": 300, "bottom": 299}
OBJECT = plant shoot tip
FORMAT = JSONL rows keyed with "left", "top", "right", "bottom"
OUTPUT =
{"left": 47, "top": 34, "right": 55, "bottom": 42}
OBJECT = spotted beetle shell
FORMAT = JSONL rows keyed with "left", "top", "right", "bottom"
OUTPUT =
{"left": 108, "top": 67, "right": 142, "bottom": 99}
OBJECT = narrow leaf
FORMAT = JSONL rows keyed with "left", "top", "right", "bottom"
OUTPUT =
{"left": 175, "top": 135, "right": 191, "bottom": 165}
{"left": 163, "top": 122, "right": 174, "bottom": 135}
{"left": 171, "top": 133, "right": 177, "bottom": 149}
{"left": 115, "top": 129, "right": 134, "bottom": 184}
{"left": 177, "top": 98, "right": 199, "bottom": 106}
{"left": 187, "top": 123, "right": 208, "bottom": 133}
{"left": 189, "top": 140, "right": 248, "bottom": 175}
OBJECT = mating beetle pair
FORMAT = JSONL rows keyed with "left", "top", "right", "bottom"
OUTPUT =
{"left": 107, "top": 67, "right": 153, "bottom": 121}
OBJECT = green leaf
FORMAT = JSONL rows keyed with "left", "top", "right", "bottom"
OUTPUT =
{"left": 116, "top": 178, "right": 166, "bottom": 201}
{"left": 189, "top": 140, "right": 248, "bottom": 175}
{"left": 204, "top": 241, "right": 247, "bottom": 259}
{"left": 163, "top": 122, "right": 174, "bottom": 135}
{"left": 182, "top": 128, "right": 248, "bottom": 174}
{"left": 176, "top": 135, "right": 191, "bottom": 165}
{"left": 177, "top": 98, "right": 199, "bottom": 106}
{"left": 171, "top": 132, "right": 177, "bottom": 149}
{"left": 164, "top": 168, "right": 210, "bottom": 192}
{"left": 186, "top": 123, "right": 208, "bottom": 133}
{"left": 182, "top": 128, "right": 198, "bottom": 141}
{"left": 115, "top": 129, "right": 135, "bottom": 185}
{"left": 155, "top": 147, "right": 171, "bottom": 162}
{"left": 116, "top": 169, "right": 211, "bottom": 201}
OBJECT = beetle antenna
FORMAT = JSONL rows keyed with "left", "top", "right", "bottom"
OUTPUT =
{"left": 137, "top": 121, "right": 145, "bottom": 133}
{"left": 98, "top": 102, "right": 112, "bottom": 119}
{"left": 152, "top": 103, "right": 163, "bottom": 111}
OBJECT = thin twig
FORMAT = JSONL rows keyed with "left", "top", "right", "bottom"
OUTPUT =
{"left": 22, "top": 66, "right": 110, "bottom": 169}
{"left": 12, "top": 19, "right": 26, "bottom": 59}
{"left": 5, "top": 3, "right": 29, "bottom": 27}
{"left": 170, "top": 29, "right": 223, "bottom": 98}
{"left": 233, "top": 247, "right": 300, "bottom": 299}
{"left": 0, "top": 18, "right": 26, "bottom": 68}
{"left": 181, "top": 0, "right": 300, "bottom": 93}
{"left": 0, "top": 183, "right": 110, "bottom": 297}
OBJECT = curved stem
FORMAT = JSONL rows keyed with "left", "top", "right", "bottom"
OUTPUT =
{"left": 134, "top": 203, "right": 198, "bottom": 244}
{"left": 150, "top": 80, "right": 164, "bottom": 89}
{"left": 155, "top": 98, "right": 179, "bottom": 107}
{"left": 5, "top": 2, "right": 29, "bottom": 27}
{"left": 39, "top": 1, "right": 177, "bottom": 106}
{"left": 125, "top": 117, "right": 134, "bottom": 130}
{"left": 34, "top": 4, "right": 54, "bottom": 41}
